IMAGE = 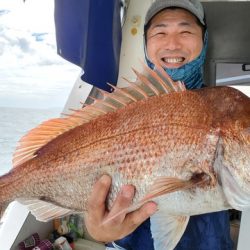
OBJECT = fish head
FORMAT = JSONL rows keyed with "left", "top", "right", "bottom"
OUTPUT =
{"left": 218, "top": 124, "right": 250, "bottom": 211}
{"left": 214, "top": 88, "right": 250, "bottom": 211}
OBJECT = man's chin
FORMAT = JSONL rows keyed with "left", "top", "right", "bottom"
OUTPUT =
{"left": 162, "top": 63, "right": 183, "bottom": 69}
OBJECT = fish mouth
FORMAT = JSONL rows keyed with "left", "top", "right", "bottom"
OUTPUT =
{"left": 161, "top": 56, "right": 186, "bottom": 68}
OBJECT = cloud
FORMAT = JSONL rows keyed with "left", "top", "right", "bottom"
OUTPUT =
{"left": 0, "top": 9, "right": 10, "bottom": 16}
{"left": 0, "top": 0, "right": 81, "bottom": 109}
{"left": 32, "top": 32, "right": 48, "bottom": 42}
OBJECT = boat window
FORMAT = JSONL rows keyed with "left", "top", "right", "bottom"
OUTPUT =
{"left": 203, "top": 1, "right": 250, "bottom": 87}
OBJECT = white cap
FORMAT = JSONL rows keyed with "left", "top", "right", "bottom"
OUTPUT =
{"left": 145, "top": 0, "right": 205, "bottom": 26}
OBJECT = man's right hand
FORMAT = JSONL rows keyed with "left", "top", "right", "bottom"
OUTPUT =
{"left": 84, "top": 175, "right": 158, "bottom": 243}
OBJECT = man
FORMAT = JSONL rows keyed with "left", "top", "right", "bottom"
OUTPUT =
{"left": 85, "top": 0, "right": 233, "bottom": 249}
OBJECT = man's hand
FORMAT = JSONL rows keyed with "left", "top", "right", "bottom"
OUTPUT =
{"left": 84, "top": 175, "right": 157, "bottom": 243}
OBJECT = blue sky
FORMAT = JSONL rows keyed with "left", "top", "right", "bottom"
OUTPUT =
{"left": 0, "top": 0, "right": 81, "bottom": 109}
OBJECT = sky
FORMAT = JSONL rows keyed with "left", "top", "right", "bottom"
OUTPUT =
{"left": 0, "top": 0, "right": 81, "bottom": 109}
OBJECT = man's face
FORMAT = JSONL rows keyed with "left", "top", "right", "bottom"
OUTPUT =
{"left": 146, "top": 8, "right": 203, "bottom": 69}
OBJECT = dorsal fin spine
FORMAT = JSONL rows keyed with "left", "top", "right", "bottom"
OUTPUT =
{"left": 13, "top": 147, "right": 41, "bottom": 158}
{"left": 107, "top": 83, "right": 138, "bottom": 102}
{"left": 104, "top": 93, "right": 127, "bottom": 107}
{"left": 98, "top": 88, "right": 128, "bottom": 107}
{"left": 87, "top": 106, "right": 107, "bottom": 115}
{"left": 122, "top": 77, "right": 149, "bottom": 99}
{"left": 92, "top": 98, "right": 118, "bottom": 111}
{"left": 14, "top": 154, "right": 37, "bottom": 167}
{"left": 154, "top": 65, "right": 178, "bottom": 91}
{"left": 15, "top": 144, "right": 44, "bottom": 153}
{"left": 132, "top": 68, "right": 160, "bottom": 96}
{"left": 178, "top": 81, "right": 186, "bottom": 91}
{"left": 143, "top": 64, "right": 172, "bottom": 93}
{"left": 100, "top": 100, "right": 118, "bottom": 110}
{"left": 66, "top": 114, "right": 89, "bottom": 122}
{"left": 17, "top": 141, "right": 49, "bottom": 148}
{"left": 61, "top": 114, "right": 85, "bottom": 124}
{"left": 73, "top": 110, "right": 93, "bottom": 119}
{"left": 67, "top": 110, "right": 93, "bottom": 120}
{"left": 38, "top": 124, "right": 71, "bottom": 129}
{"left": 110, "top": 95, "right": 128, "bottom": 106}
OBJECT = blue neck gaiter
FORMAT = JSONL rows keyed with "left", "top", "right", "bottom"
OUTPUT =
{"left": 145, "top": 31, "right": 208, "bottom": 90}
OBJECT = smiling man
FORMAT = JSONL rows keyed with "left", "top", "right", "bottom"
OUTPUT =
{"left": 144, "top": 0, "right": 207, "bottom": 90}
{"left": 85, "top": 1, "right": 233, "bottom": 249}
{"left": 146, "top": 9, "right": 203, "bottom": 67}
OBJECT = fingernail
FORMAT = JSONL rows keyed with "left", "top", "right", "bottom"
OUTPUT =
{"left": 121, "top": 185, "right": 135, "bottom": 198}
{"left": 147, "top": 203, "right": 158, "bottom": 215}
{"left": 100, "top": 174, "right": 111, "bottom": 184}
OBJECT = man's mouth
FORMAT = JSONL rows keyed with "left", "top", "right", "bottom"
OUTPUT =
{"left": 162, "top": 57, "right": 185, "bottom": 64}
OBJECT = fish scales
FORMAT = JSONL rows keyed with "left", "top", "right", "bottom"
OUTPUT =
{"left": 0, "top": 68, "right": 250, "bottom": 250}
{"left": 1, "top": 91, "right": 214, "bottom": 208}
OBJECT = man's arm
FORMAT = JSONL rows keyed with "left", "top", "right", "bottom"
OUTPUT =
{"left": 84, "top": 175, "right": 158, "bottom": 243}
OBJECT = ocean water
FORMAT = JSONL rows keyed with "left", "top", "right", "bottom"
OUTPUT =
{"left": 0, "top": 106, "right": 61, "bottom": 175}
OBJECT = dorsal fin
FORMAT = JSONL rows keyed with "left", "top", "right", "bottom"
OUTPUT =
{"left": 12, "top": 64, "right": 186, "bottom": 168}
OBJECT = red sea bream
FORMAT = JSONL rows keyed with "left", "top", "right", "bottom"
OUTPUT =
{"left": 0, "top": 66, "right": 249, "bottom": 250}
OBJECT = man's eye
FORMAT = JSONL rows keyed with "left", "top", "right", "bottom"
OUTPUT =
{"left": 154, "top": 32, "right": 165, "bottom": 36}
{"left": 148, "top": 32, "right": 164, "bottom": 39}
{"left": 181, "top": 31, "right": 192, "bottom": 34}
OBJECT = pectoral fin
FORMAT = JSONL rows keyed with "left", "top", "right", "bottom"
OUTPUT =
{"left": 16, "top": 198, "right": 79, "bottom": 222}
{"left": 151, "top": 211, "right": 189, "bottom": 250}
{"left": 141, "top": 175, "right": 205, "bottom": 204}
{"left": 103, "top": 176, "right": 203, "bottom": 225}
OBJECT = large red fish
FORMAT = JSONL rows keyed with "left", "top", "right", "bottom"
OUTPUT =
{"left": 0, "top": 66, "right": 249, "bottom": 250}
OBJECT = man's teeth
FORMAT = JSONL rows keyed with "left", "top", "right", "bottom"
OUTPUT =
{"left": 163, "top": 58, "right": 183, "bottom": 63}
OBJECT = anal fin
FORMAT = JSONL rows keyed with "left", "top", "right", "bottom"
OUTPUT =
{"left": 151, "top": 211, "right": 189, "bottom": 250}
{"left": 16, "top": 198, "right": 79, "bottom": 222}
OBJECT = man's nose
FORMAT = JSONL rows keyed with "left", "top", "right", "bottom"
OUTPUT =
{"left": 164, "top": 35, "right": 182, "bottom": 50}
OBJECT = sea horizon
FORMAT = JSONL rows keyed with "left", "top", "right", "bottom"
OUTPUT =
{"left": 0, "top": 106, "right": 62, "bottom": 175}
